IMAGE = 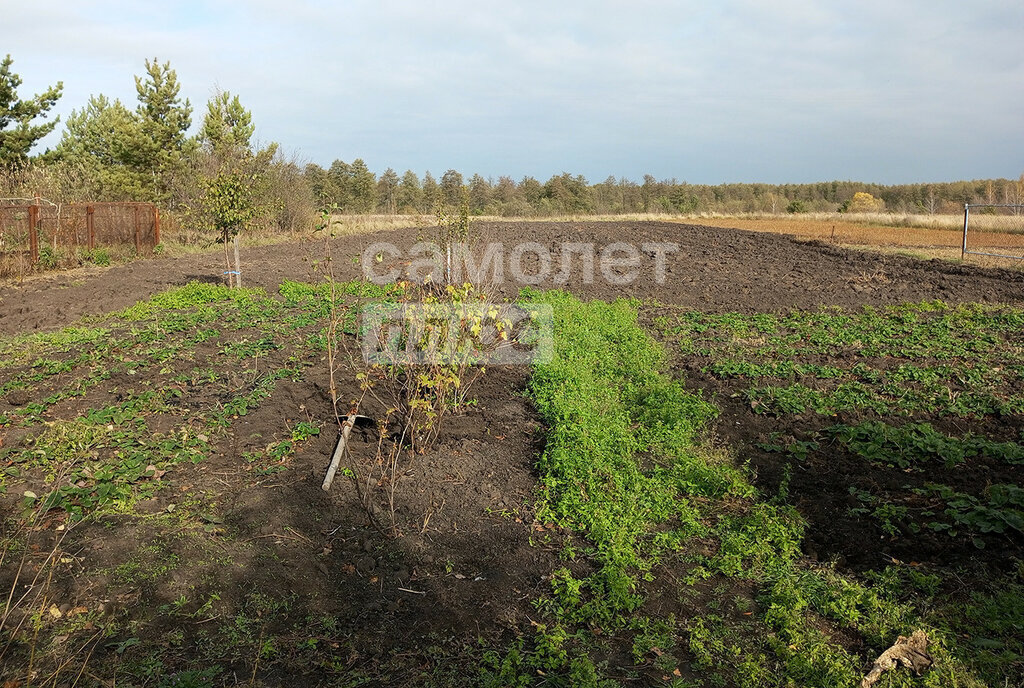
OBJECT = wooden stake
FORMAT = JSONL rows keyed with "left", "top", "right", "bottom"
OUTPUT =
{"left": 28, "top": 202, "right": 39, "bottom": 263}
{"left": 322, "top": 414, "right": 358, "bottom": 491}
{"left": 133, "top": 205, "right": 141, "bottom": 255}
{"left": 233, "top": 234, "right": 242, "bottom": 288}
{"left": 86, "top": 206, "right": 95, "bottom": 249}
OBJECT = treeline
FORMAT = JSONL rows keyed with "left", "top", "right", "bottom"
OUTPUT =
{"left": 304, "top": 165, "right": 1024, "bottom": 217}
{"left": 3, "top": 53, "right": 1022, "bottom": 234}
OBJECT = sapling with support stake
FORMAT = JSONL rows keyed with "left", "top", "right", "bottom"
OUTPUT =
{"left": 433, "top": 188, "right": 471, "bottom": 284}
{"left": 202, "top": 170, "right": 259, "bottom": 287}
{"left": 313, "top": 206, "right": 374, "bottom": 493}
{"left": 315, "top": 202, "right": 509, "bottom": 536}
{"left": 313, "top": 208, "right": 393, "bottom": 531}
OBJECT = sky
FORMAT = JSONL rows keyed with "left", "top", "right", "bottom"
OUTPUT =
{"left": 4, "top": 0, "right": 1023, "bottom": 185}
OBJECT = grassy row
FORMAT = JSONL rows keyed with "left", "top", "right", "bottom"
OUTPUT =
{"left": 654, "top": 300, "right": 1024, "bottom": 685}
{"left": 657, "top": 302, "right": 1024, "bottom": 419}
{"left": 486, "top": 290, "right": 995, "bottom": 687}
{"left": 0, "top": 281, "right": 393, "bottom": 685}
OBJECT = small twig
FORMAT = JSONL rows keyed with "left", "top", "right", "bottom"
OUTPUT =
{"left": 191, "top": 615, "right": 221, "bottom": 625}
{"left": 68, "top": 629, "right": 103, "bottom": 688}
{"left": 283, "top": 526, "right": 314, "bottom": 544}
{"left": 249, "top": 624, "right": 265, "bottom": 686}
{"left": 246, "top": 533, "right": 309, "bottom": 544}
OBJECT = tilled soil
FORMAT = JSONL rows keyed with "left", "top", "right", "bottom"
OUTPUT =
{"left": 671, "top": 367, "right": 1024, "bottom": 575}
{"left": 2, "top": 221, "right": 1023, "bottom": 683}
{"left": 0, "top": 316, "right": 556, "bottom": 683}
{"left": 2, "top": 221, "right": 1022, "bottom": 336}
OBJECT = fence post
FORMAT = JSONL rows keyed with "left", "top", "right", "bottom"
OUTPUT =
{"left": 87, "top": 205, "right": 95, "bottom": 249}
{"left": 961, "top": 203, "right": 970, "bottom": 260}
{"left": 153, "top": 205, "right": 161, "bottom": 246}
{"left": 28, "top": 201, "right": 39, "bottom": 264}
{"left": 133, "top": 205, "right": 141, "bottom": 255}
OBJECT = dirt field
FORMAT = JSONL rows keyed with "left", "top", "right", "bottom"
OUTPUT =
{"left": 2, "top": 221, "right": 1023, "bottom": 336}
{"left": 2, "top": 221, "right": 1023, "bottom": 686}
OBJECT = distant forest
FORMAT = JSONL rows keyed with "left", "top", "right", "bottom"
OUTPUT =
{"left": 3, "top": 54, "right": 1021, "bottom": 226}
{"left": 305, "top": 162, "right": 1024, "bottom": 217}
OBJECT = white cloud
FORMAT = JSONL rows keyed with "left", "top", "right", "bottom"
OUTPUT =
{"left": 4, "top": 0, "right": 1022, "bottom": 182}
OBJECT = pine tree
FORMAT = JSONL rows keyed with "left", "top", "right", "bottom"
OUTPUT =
{"left": 134, "top": 58, "right": 193, "bottom": 202}
{"left": 349, "top": 159, "right": 377, "bottom": 213}
{"left": 376, "top": 168, "right": 399, "bottom": 213}
{"left": 327, "top": 159, "right": 353, "bottom": 209}
{"left": 304, "top": 163, "right": 336, "bottom": 210}
{"left": 55, "top": 59, "right": 192, "bottom": 204}
{"left": 467, "top": 173, "right": 492, "bottom": 214}
{"left": 398, "top": 169, "right": 423, "bottom": 213}
{"left": 0, "top": 54, "right": 63, "bottom": 168}
{"left": 519, "top": 176, "right": 542, "bottom": 207}
{"left": 56, "top": 95, "right": 148, "bottom": 200}
{"left": 200, "top": 89, "right": 254, "bottom": 159}
{"left": 135, "top": 59, "right": 191, "bottom": 151}
{"left": 440, "top": 169, "right": 464, "bottom": 207}
{"left": 422, "top": 171, "right": 440, "bottom": 212}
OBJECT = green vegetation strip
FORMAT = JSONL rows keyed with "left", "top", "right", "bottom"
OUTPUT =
{"left": 485, "top": 290, "right": 996, "bottom": 687}
{"left": 658, "top": 302, "right": 1024, "bottom": 418}
{"left": 760, "top": 421, "right": 1024, "bottom": 545}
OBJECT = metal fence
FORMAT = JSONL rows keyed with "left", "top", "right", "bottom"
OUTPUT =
{"left": 961, "top": 204, "right": 1024, "bottom": 261}
{"left": 0, "top": 199, "right": 161, "bottom": 264}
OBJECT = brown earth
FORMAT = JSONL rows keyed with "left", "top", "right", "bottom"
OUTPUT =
{"left": 662, "top": 363, "right": 1024, "bottom": 576}
{"left": 2, "top": 221, "right": 1023, "bottom": 336}
{"left": 0, "top": 311, "right": 557, "bottom": 683}
{"left": 2, "top": 221, "right": 1023, "bottom": 683}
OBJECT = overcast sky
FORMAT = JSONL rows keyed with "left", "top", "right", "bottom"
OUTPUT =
{"left": 4, "top": 0, "right": 1023, "bottom": 184}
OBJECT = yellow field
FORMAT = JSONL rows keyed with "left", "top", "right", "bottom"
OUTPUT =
{"left": 670, "top": 214, "right": 1024, "bottom": 268}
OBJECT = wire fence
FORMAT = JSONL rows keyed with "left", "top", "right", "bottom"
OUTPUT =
{"left": 961, "top": 204, "right": 1024, "bottom": 261}
{"left": 0, "top": 199, "right": 160, "bottom": 271}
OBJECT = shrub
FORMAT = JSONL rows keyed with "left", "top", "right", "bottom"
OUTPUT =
{"left": 37, "top": 244, "right": 58, "bottom": 269}
{"left": 83, "top": 247, "right": 111, "bottom": 266}
{"left": 847, "top": 191, "right": 886, "bottom": 213}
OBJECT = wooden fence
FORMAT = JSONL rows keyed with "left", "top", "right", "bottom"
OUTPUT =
{"left": 0, "top": 199, "right": 161, "bottom": 264}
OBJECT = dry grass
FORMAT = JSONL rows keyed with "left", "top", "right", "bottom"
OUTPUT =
{"left": 478, "top": 210, "right": 1024, "bottom": 231}
{"left": 472, "top": 210, "right": 1024, "bottom": 267}
{"left": 159, "top": 230, "right": 299, "bottom": 258}
{"left": 684, "top": 210, "right": 1024, "bottom": 232}
{"left": 160, "top": 214, "right": 430, "bottom": 257}
{"left": 327, "top": 213, "right": 433, "bottom": 236}
{"left": 0, "top": 213, "right": 429, "bottom": 285}
{"left": 6, "top": 210, "right": 1023, "bottom": 284}
{"left": 482, "top": 212, "right": 684, "bottom": 223}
